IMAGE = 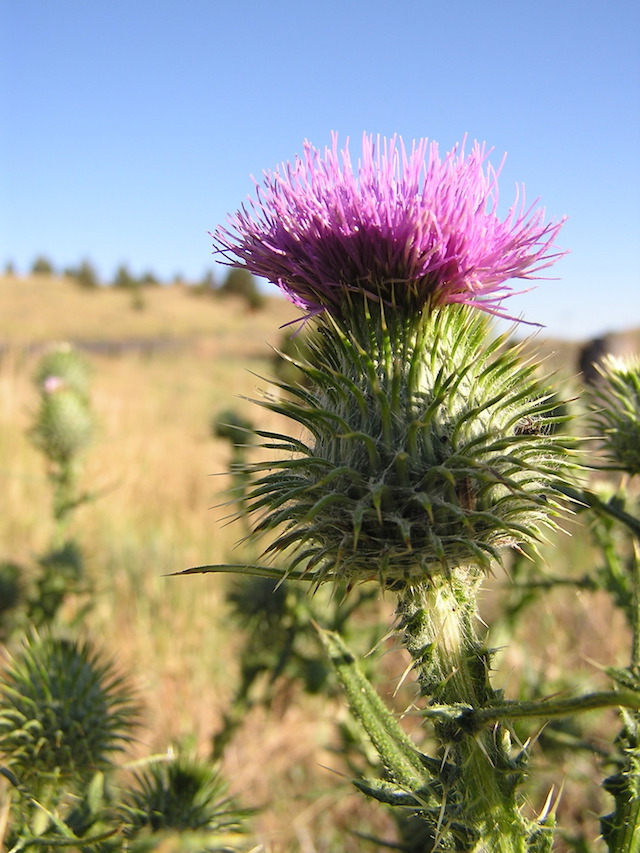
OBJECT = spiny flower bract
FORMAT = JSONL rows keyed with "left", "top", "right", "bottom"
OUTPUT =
{"left": 239, "top": 303, "right": 575, "bottom": 585}
{"left": 212, "top": 134, "right": 565, "bottom": 321}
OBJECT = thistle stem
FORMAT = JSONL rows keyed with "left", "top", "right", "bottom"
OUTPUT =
{"left": 631, "top": 542, "right": 640, "bottom": 670}
{"left": 397, "top": 571, "right": 537, "bottom": 853}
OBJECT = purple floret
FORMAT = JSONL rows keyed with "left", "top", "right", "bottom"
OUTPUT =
{"left": 212, "top": 134, "right": 566, "bottom": 320}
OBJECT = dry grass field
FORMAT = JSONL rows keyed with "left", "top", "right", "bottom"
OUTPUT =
{"left": 1, "top": 274, "right": 638, "bottom": 851}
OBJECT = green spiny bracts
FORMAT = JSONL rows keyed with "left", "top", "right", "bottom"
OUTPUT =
{"left": 589, "top": 353, "right": 640, "bottom": 477}
{"left": 242, "top": 301, "right": 575, "bottom": 586}
{"left": 0, "top": 631, "right": 138, "bottom": 788}
{"left": 30, "top": 385, "right": 93, "bottom": 464}
{"left": 34, "top": 342, "right": 92, "bottom": 399}
{"left": 120, "top": 755, "right": 252, "bottom": 841}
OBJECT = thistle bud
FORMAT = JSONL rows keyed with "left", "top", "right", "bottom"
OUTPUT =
{"left": 120, "top": 755, "right": 250, "bottom": 840}
{"left": 588, "top": 354, "right": 640, "bottom": 476}
{"left": 30, "top": 385, "right": 93, "bottom": 464}
{"left": 0, "top": 632, "right": 138, "bottom": 788}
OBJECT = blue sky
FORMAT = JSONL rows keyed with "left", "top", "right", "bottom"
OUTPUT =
{"left": 2, "top": 0, "right": 639, "bottom": 340}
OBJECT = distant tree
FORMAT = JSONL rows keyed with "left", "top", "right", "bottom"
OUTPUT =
{"left": 189, "top": 269, "right": 217, "bottom": 297}
{"left": 112, "top": 264, "right": 136, "bottom": 289}
{"left": 31, "top": 255, "right": 54, "bottom": 275}
{"left": 66, "top": 259, "right": 99, "bottom": 289}
{"left": 139, "top": 270, "right": 159, "bottom": 287}
{"left": 4, "top": 260, "right": 15, "bottom": 276}
{"left": 219, "top": 268, "right": 265, "bottom": 311}
{"left": 112, "top": 264, "right": 146, "bottom": 309}
{"left": 201, "top": 269, "right": 217, "bottom": 290}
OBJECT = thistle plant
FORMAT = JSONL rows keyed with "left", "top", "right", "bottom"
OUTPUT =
{"left": 0, "top": 632, "right": 254, "bottom": 852}
{"left": 33, "top": 342, "right": 92, "bottom": 399}
{"left": 589, "top": 353, "right": 640, "bottom": 477}
{"left": 211, "top": 407, "right": 384, "bottom": 761}
{"left": 0, "top": 631, "right": 139, "bottom": 850}
{"left": 20, "top": 344, "right": 96, "bottom": 628}
{"left": 194, "top": 134, "right": 640, "bottom": 850}
{"left": 566, "top": 353, "right": 640, "bottom": 852}
{"left": 30, "top": 343, "right": 94, "bottom": 539}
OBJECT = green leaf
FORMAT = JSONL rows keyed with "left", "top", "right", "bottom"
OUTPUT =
{"left": 170, "top": 563, "right": 314, "bottom": 582}
{"left": 317, "top": 628, "right": 435, "bottom": 799}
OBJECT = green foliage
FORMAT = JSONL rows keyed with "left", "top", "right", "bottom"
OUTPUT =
{"left": 600, "top": 666, "right": 640, "bottom": 853}
{"left": 27, "top": 541, "right": 85, "bottom": 627}
{"left": 29, "top": 345, "right": 95, "bottom": 535}
{"left": 65, "top": 259, "right": 100, "bottom": 289}
{"left": 0, "top": 561, "right": 23, "bottom": 638}
{"left": 31, "top": 255, "right": 54, "bottom": 275}
{"left": 112, "top": 264, "right": 136, "bottom": 289}
{"left": 1, "top": 344, "right": 96, "bottom": 636}
{"left": 212, "top": 574, "right": 381, "bottom": 760}
{"left": 212, "top": 409, "right": 254, "bottom": 449}
{"left": 0, "top": 633, "right": 252, "bottom": 853}
{"left": 589, "top": 354, "right": 640, "bottom": 476}
{"left": 120, "top": 756, "right": 252, "bottom": 848}
{"left": 139, "top": 270, "right": 159, "bottom": 287}
{"left": 219, "top": 269, "right": 265, "bottom": 311}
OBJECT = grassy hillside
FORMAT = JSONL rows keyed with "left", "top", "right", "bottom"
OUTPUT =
{"left": 0, "top": 273, "right": 299, "bottom": 347}
{"left": 1, "top": 275, "right": 639, "bottom": 850}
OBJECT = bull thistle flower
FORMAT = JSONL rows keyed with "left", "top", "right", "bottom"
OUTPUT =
{"left": 212, "top": 134, "right": 571, "bottom": 585}
{"left": 207, "top": 135, "right": 576, "bottom": 850}
{"left": 213, "top": 133, "right": 565, "bottom": 324}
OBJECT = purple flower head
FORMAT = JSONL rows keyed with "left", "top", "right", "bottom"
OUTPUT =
{"left": 212, "top": 134, "right": 566, "bottom": 321}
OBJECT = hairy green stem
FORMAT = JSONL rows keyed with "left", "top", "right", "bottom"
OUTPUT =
{"left": 632, "top": 543, "right": 640, "bottom": 670}
{"left": 397, "top": 571, "right": 542, "bottom": 853}
{"left": 425, "top": 690, "right": 640, "bottom": 728}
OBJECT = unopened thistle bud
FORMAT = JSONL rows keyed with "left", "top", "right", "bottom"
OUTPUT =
{"left": 589, "top": 353, "right": 640, "bottom": 476}
{"left": 30, "top": 385, "right": 93, "bottom": 464}
{"left": 0, "top": 632, "right": 138, "bottom": 788}
{"left": 120, "top": 755, "right": 250, "bottom": 839}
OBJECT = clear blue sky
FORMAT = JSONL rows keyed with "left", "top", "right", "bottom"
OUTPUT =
{"left": 2, "top": 0, "right": 639, "bottom": 340}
